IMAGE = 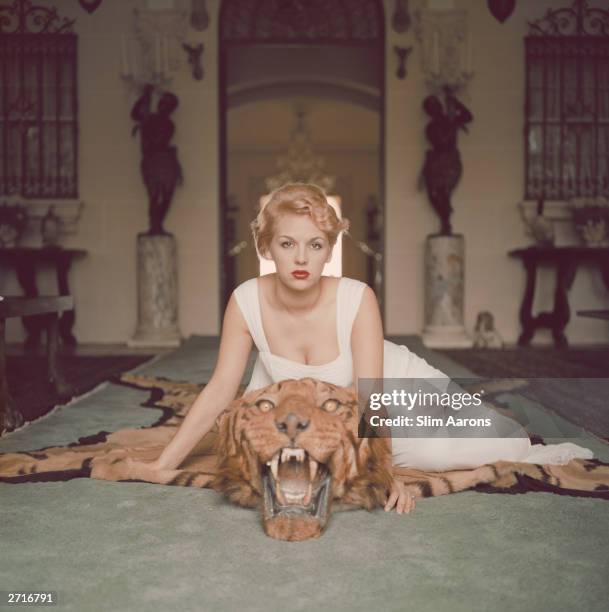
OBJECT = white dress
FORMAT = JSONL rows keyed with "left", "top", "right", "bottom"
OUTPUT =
{"left": 234, "top": 276, "right": 594, "bottom": 470}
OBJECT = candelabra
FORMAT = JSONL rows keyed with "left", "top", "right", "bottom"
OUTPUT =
{"left": 120, "top": 8, "right": 188, "bottom": 91}
{"left": 415, "top": 8, "right": 474, "bottom": 95}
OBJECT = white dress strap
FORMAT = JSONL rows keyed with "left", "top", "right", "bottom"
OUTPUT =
{"left": 337, "top": 277, "right": 367, "bottom": 353}
{"left": 232, "top": 278, "right": 270, "bottom": 353}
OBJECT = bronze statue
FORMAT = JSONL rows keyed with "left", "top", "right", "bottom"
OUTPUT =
{"left": 131, "top": 84, "right": 183, "bottom": 235}
{"left": 421, "top": 87, "right": 473, "bottom": 235}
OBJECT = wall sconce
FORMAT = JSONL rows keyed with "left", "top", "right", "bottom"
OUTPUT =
{"left": 392, "top": 0, "right": 411, "bottom": 33}
{"left": 394, "top": 45, "right": 412, "bottom": 79}
{"left": 78, "top": 0, "right": 103, "bottom": 13}
{"left": 415, "top": 9, "right": 474, "bottom": 94}
{"left": 190, "top": 0, "right": 209, "bottom": 31}
{"left": 182, "top": 42, "right": 204, "bottom": 81}
{"left": 120, "top": 8, "right": 188, "bottom": 90}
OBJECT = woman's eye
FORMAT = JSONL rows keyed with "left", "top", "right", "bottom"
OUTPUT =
{"left": 311, "top": 243, "right": 323, "bottom": 250}
{"left": 280, "top": 241, "right": 292, "bottom": 248}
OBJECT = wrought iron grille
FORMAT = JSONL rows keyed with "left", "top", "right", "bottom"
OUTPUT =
{"left": 0, "top": 0, "right": 78, "bottom": 198}
{"left": 220, "top": 0, "right": 382, "bottom": 43}
{"left": 525, "top": 0, "right": 609, "bottom": 200}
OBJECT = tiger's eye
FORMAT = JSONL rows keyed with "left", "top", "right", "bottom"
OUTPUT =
{"left": 256, "top": 399, "right": 275, "bottom": 413}
{"left": 322, "top": 399, "right": 339, "bottom": 413}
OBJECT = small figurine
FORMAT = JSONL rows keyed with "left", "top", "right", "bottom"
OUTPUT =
{"left": 41, "top": 205, "right": 62, "bottom": 247}
{"left": 473, "top": 311, "right": 504, "bottom": 349}
{"left": 0, "top": 203, "right": 28, "bottom": 248}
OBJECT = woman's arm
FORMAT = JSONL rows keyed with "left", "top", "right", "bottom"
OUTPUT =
{"left": 150, "top": 292, "right": 253, "bottom": 470}
{"left": 351, "top": 286, "right": 384, "bottom": 394}
{"left": 351, "top": 285, "right": 415, "bottom": 514}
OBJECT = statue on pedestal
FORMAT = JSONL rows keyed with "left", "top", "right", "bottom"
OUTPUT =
{"left": 421, "top": 87, "right": 473, "bottom": 236}
{"left": 131, "top": 84, "right": 183, "bottom": 235}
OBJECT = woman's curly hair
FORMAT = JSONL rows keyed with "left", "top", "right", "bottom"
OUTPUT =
{"left": 250, "top": 183, "right": 350, "bottom": 257}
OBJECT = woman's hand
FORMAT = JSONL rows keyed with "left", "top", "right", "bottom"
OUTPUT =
{"left": 385, "top": 478, "right": 416, "bottom": 514}
{"left": 122, "top": 456, "right": 168, "bottom": 479}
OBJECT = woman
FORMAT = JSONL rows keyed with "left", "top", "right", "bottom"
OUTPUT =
{"left": 143, "top": 183, "right": 593, "bottom": 514}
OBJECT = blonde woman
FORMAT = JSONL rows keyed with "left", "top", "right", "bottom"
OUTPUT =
{"left": 143, "top": 183, "right": 593, "bottom": 513}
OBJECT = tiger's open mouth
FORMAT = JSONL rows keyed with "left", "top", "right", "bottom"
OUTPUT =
{"left": 261, "top": 447, "right": 332, "bottom": 524}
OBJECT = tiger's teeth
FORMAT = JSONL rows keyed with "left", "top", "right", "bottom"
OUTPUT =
{"left": 303, "top": 480, "right": 313, "bottom": 505}
{"left": 270, "top": 455, "right": 279, "bottom": 480}
{"left": 266, "top": 451, "right": 280, "bottom": 466}
{"left": 284, "top": 492, "right": 305, "bottom": 503}
{"left": 280, "top": 448, "right": 306, "bottom": 462}
{"left": 309, "top": 458, "right": 318, "bottom": 481}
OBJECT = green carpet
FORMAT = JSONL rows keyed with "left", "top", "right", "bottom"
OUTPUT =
{"left": 1, "top": 336, "right": 608, "bottom": 612}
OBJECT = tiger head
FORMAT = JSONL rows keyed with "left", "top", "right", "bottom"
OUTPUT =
{"left": 211, "top": 378, "right": 393, "bottom": 541}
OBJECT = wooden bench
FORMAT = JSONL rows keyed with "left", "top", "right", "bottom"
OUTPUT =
{"left": 0, "top": 295, "right": 74, "bottom": 434}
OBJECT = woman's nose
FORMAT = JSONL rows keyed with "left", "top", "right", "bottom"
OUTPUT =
{"left": 295, "top": 248, "right": 307, "bottom": 264}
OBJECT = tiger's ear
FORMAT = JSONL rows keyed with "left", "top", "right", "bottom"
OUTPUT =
{"left": 221, "top": 399, "right": 244, "bottom": 456}
{"left": 325, "top": 384, "right": 359, "bottom": 412}
{"left": 220, "top": 388, "right": 267, "bottom": 456}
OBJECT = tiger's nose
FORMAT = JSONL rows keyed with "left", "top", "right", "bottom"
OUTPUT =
{"left": 275, "top": 412, "right": 310, "bottom": 440}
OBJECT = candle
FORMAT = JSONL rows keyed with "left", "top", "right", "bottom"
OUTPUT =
{"left": 159, "top": 36, "right": 165, "bottom": 77}
{"left": 132, "top": 45, "right": 138, "bottom": 79}
{"left": 467, "top": 36, "right": 472, "bottom": 73}
{"left": 431, "top": 31, "right": 440, "bottom": 75}
{"left": 154, "top": 33, "right": 161, "bottom": 75}
{"left": 121, "top": 34, "right": 130, "bottom": 77}
{"left": 163, "top": 36, "right": 170, "bottom": 76}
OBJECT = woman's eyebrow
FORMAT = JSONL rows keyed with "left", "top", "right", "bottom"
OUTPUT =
{"left": 278, "top": 235, "right": 326, "bottom": 241}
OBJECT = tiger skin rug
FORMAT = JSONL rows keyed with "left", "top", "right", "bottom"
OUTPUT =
{"left": 1, "top": 374, "right": 608, "bottom": 541}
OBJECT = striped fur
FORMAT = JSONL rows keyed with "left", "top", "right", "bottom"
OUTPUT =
{"left": 0, "top": 374, "right": 607, "bottom": 507}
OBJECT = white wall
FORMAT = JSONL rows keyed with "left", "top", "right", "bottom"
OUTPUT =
{"left": 384, "top": 0, "right": 609, "bottom": 344}
{"left": 2, "top": 0, "right": 220, "bottom": 342}
{"left": 2, "top": 0, "right": 608, "bottom": 345}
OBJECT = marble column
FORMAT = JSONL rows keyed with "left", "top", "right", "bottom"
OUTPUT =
{"left": 128, "top": 233, "right": 181, "bottom": 348}
{"left": 422, "top": 234, "right": 472, "bottom": 348}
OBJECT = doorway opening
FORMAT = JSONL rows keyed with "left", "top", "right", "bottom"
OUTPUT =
{"left": 218, "top": 0, "right": 385, "bottom": 323}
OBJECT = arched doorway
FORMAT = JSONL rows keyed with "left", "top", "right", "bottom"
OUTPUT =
{"left": 218, "top": 0, "right": 385, "bottom": 323}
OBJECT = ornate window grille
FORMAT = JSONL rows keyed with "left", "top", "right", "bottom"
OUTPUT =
{"left": 525, "top": 0, "right": 609, "bottom": 200}
{"left": 220, "top": 0, "right": 382, "bottom": 43}
{"left": 0, "top": 0, "right": 78, "bottom": 198}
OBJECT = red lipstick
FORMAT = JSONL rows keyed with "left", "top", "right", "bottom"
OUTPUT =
{"left": 292, "top": 270, "right": 310, "bottom": 279}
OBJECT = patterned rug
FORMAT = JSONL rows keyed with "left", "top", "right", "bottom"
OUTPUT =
{"left": 5, "top": 354, "right": 155, "bottom": 423}
{"left": 1, "top": 374, "right": 608, "bottom": 502}
{"left": 438, "top": 347, "right": 609, "bottom": 439}
{"left": 438, "top": 347, "right": 609, "bottom": 378}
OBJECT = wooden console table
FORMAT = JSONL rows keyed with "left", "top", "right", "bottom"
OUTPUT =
{"left": 577, "top": 310, "right": 609, "bottom": 320}
{"left": 0, "top": 247, "right": 86, "bottom": 348}
{"left": 0, "top": 296, "right": 73, "bottom": 434}
{"left": 509, "top": 246, "right": 609, "bottom": 347}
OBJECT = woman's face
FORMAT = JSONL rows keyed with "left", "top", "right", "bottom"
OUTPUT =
{"left": 266, "top": 213, "right": 333, "bottom": 289}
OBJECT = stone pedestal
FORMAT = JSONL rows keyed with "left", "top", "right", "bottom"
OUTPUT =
{"left": 422, "top": 234, "right": 472, "bottom": 348}
{"left": 128, "top": 233, "right": 181, "bottom": 348}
